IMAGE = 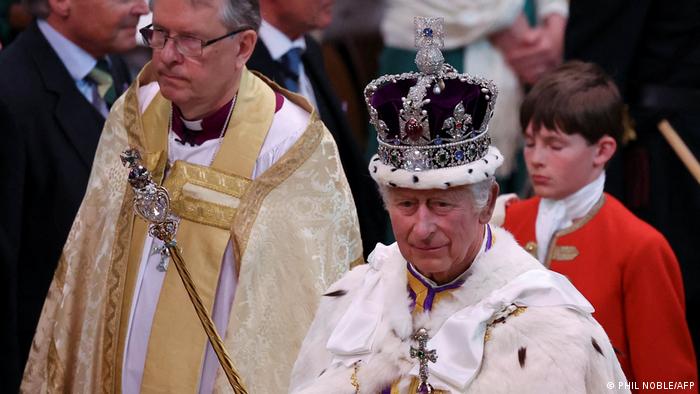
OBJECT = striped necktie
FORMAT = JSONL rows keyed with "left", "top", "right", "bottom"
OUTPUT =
{"left": 87, "top": 58, "right": 116, "bottom": 109}
{"left": 279, "top": 47, "right": 303, "bottom": 93}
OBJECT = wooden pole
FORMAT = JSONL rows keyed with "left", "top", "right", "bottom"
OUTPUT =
{"left": 658, "top": 119, "right": 700, "bottom": 185}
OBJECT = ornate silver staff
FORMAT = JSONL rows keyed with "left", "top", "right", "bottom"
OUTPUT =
{"left": 120, "top": 148, "right": 248, "bottom": 394}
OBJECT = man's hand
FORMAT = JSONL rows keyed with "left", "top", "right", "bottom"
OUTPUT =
{"left": 491, "top": 13, "right": 567, "bottom": 86}
{"left": 490, "top": 14, "right": 532, "bottom": 56}
{"left": 507, "top": 14, "right": 565, "bottom": 85}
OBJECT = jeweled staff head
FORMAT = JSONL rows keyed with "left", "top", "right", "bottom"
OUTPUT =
{"left": 121, "top": 148, "right": 179, "bottom": 242}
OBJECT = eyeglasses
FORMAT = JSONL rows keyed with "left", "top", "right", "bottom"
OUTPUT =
{"left": 139, "top": 24, "right": 251, "bottom": 57}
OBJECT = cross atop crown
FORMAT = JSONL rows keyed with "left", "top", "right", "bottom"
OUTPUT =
{"left": 414, "top": 17, "right": 445, "bottom": 74}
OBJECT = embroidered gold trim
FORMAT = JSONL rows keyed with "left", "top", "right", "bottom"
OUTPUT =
{"left": 165, "top": 160, "right": 251, "bottom": 196}
{"left": 213, "top": 68, "right": 275, "bottom": 177}
{"left": 175, "top": 197, "right": 236, "bottom": 229}
{"left": 511, "top": 306, "right": 527, "bottom": 317}
{"left": 544, "top": 195, "right": 605, "bottom": 267}
{"left": 123, "top": 70, "right": 145, "bottom": 151}
{"left": 104, "top": 70, "right": 157, "bottom": 391}
{"left": 47, "top": 336, "right": 64, "bottom": 392}
{"left": 551, "top": 245, "right": 580, "bottom": 261}
{"left": 182, "top": 183, "right": 240, "bottom": 208}
{"left": 351, "top": 361, "right": 361, "bottom": 393}
{"left": 163, "top": 160, "right": 251, "bottom": 230}
{"left": 232, "top": 113, "right": 324, "bottom": 270}
{"left": 103, "top": 186, "right": 137, "bottom": 392}
{"left": 484, "top": 306, "right": 528, "bottom": 343}
{"left": 253, "top": 71, "right": 315, "bottom": 114}
{"left": 46, "top": 255, "right": 68, "bottom": 392}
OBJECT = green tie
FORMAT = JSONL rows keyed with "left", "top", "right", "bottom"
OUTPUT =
{"left": 88, "top": 58, "right": 116, "bottom": 109}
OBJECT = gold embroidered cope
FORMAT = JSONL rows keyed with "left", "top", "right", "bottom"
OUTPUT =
{"left": 21, "top": 63, "right": 362, "bottom": 394}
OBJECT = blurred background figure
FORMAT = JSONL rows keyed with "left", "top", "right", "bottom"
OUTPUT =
{"left": 0, "top": 0, "right": 148, "bottom": 391}
{"left": 250, "top": 0, "right": 386, "bottom": 257}
{"left": 565, "top": 0, "right": 700, "bottom": 368}
{"left": 0, "top": 0, "right": 31, "bottom": 47}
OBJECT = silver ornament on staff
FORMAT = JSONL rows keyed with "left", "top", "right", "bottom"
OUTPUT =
{"left": 120, "top": 148, "right": 248, "bottom": 394}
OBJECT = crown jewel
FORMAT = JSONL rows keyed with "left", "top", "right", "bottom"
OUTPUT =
{"left": 365, "top": 17, "right": 497, "bottom": 172}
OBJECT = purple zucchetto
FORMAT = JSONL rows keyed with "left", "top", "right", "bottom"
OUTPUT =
{"left": 366, "top": 17, "right": 503, "bottom": 189}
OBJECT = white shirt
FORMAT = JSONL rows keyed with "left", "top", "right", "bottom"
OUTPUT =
{"left": 535, "top": 172, "right": 606, "bottom": 263}
{"left": 258, "top": 20, "right": 319, "bottom": 110}
{"left": 37, "top": 20, "right": 109, "bottom": 117}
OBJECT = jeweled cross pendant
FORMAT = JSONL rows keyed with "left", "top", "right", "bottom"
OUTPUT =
{"left": 410, "top": 328, "right": 437, "bottom": 393}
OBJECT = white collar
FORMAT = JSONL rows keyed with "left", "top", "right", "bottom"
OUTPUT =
{"left": 37, "top": 19, "right": 97, "bottom": 82}
{"left": 258, "top": 19, "right": 307, "bottom": 61}
{"left": 535, "top": 172, "right": 606, "bottom": 263}
{"left": 181, "top": 118, "right": 203, "bottom": 131}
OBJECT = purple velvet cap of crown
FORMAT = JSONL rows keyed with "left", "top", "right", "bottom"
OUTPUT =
{"left": 371, "top": 78, "right": 490, "bottom": 143}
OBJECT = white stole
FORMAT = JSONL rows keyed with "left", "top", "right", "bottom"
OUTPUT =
{"left": 326, "top": 243, "right": 593, "bottom": 391}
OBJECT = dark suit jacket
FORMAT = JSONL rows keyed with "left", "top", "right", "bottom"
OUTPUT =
{"left": 565, "top": 0, "right": 700, "bottom": 97}
{"left": 0, "top": 22, "right": 131, "bottom": 392}
{"left": 248, "top": 35, "right": 385, "bottom": 258}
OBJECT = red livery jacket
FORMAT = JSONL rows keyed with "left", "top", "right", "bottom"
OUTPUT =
{"left": 504, "top": 193, "right": 697, "bottom": 393}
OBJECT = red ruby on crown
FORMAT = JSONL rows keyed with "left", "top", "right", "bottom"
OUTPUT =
{"left": 405, "top": 118, "right": 424, "bottom": 141}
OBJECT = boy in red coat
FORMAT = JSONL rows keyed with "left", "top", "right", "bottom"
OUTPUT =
{"left": 503, "top": 61, "right": 697, "bottom": 392}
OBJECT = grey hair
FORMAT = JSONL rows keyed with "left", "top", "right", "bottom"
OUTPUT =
{"left": 22, "top": 0, "right": 50, "bottom": 19}
{"left": 468, "top": 177, "right": 496, "bottom": 210}
{"left": 148, "top": 0, "right": 261, "bottom": 31}
{"left": 377, "top": 176, "right": 496, "bottom": 212}
{"left": 221, "top": 0, "right": 260, "bottom": 31}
